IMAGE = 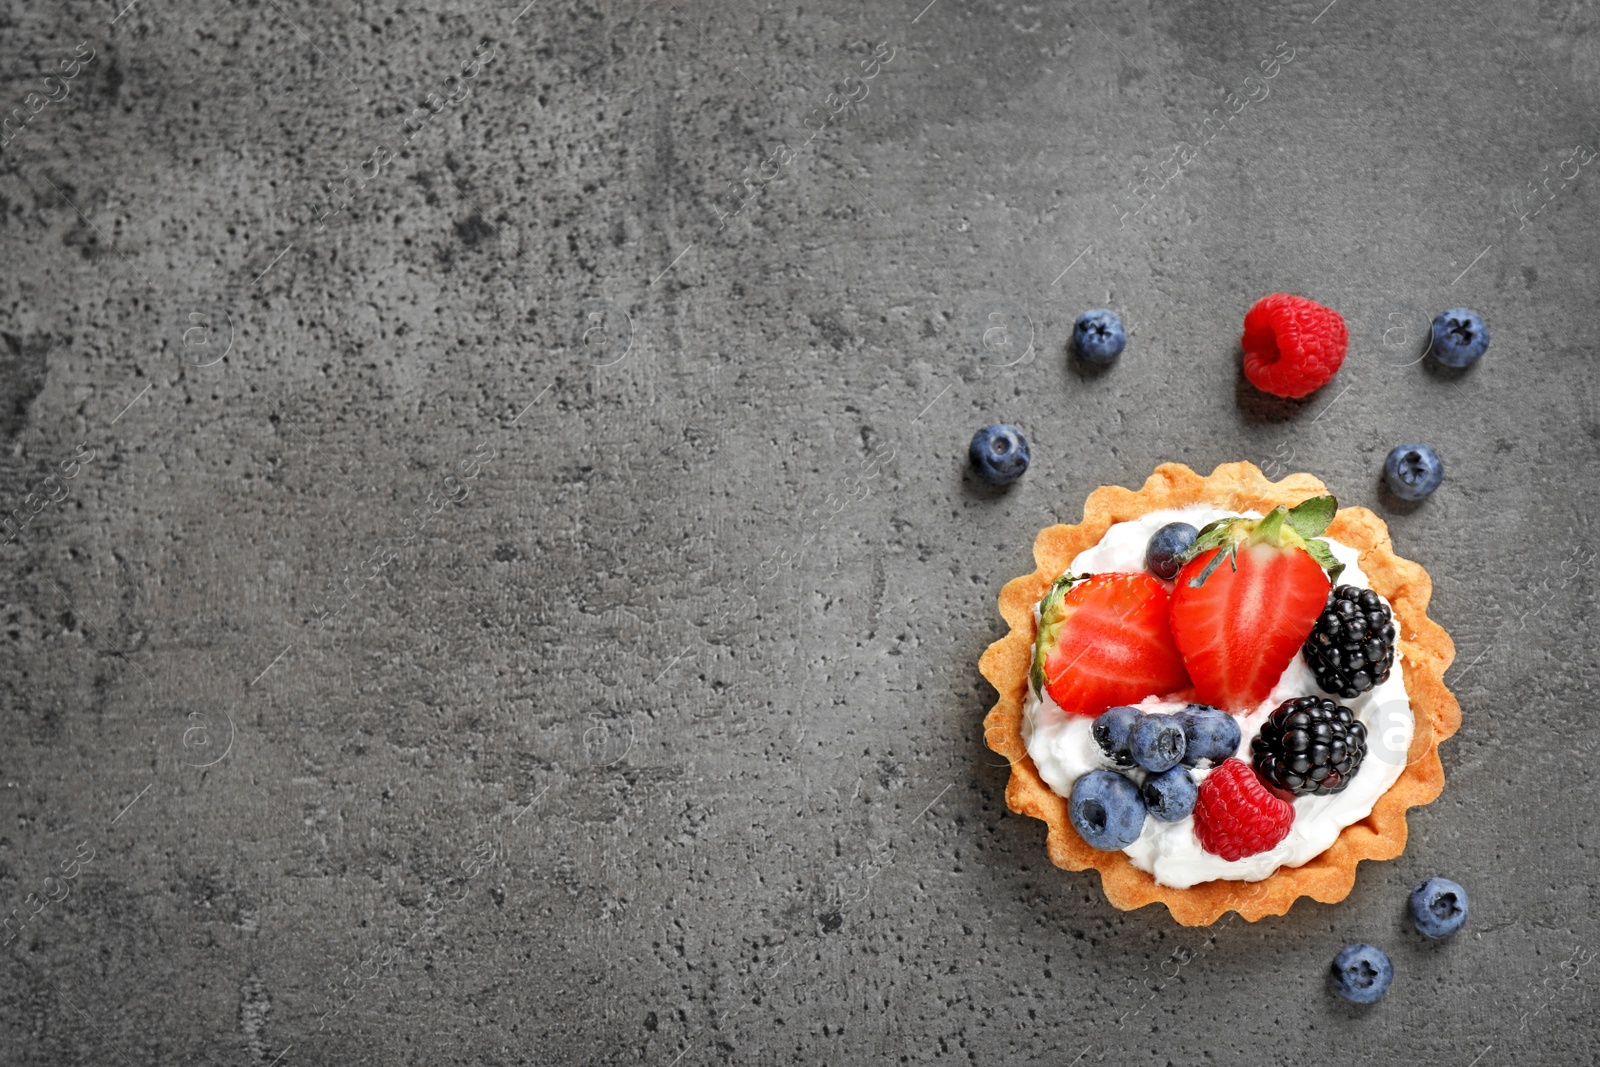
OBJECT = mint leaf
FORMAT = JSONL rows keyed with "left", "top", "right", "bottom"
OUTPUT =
{"left": 1286, "top": 495, "right": 1337, "bottom": 540}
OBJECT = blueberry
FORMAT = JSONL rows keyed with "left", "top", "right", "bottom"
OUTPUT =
{"left": 1129, "top": 713, "right": 1186, "bottom": 772}
{"left": 969, "top": 424, "right": 1030, "bottom": 486}
{"left": 1144, "top": 522, "right": 1198, "bottom": 581}
{"left": 1175, "top": 703, "right": 1242, "bottom": 767}
{"left": 1068, "top": 770, "right": 1146, "bottom": 850}
{"left": 1330, "top": 943, "right": 1393, "bottom": 1004}
{"left": 1073, "top": 309, "right": 1127, "bottom": 365}
{"left": 1140, "top": 766, "right": 1198, "bottom": 822}
{"left": 1383, "top": 443, "right": 1444, "bottom": 502}
{"left": 1409, "top": 877, "right": 1468, "bottom": 939}
{"left": 1091, "top": 706, "right": 1143, "bottom": 768}
{"left": 1429, "top": 308, "right": 1489, "bottom": 368}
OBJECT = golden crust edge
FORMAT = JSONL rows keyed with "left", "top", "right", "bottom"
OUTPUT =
{"left": 980, "top": 462, "right": 1460, "bottom": 927}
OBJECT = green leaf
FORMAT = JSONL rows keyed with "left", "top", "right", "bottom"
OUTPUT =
{"left": 1042, "top": 571, "right": 1078, "bottom": 608}
{"left": 1286, "top": 495, "right": 1337, "bottom": 540}
{"left": 1187, "top": 545, "right": 1234, "bottom": 587}
{"left": 1176, "top": 517, "right": 1243, "bottom": 565}
{"left": 1303, "top": 538, "right": 1346, "bottom": 584}
{"left": 1031, "top": 572, "right": 1079, "bottom": 692}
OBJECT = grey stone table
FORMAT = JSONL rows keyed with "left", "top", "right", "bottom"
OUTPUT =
{"left": 1, "top": 0, "right": 1596, "bottom": 1063}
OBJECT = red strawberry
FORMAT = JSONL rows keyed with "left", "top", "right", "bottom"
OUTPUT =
{"left": 1241, "top": 293, "right": 1348, "bottom": 398}
{"left": 1193, "top": 758, "right": 1295, "bottom": 861}
{"left": 1168, "top": 497, "right": 1341, "bottom": 713}
{"left": 1031, "top": 572, "right": 1190, "bottom": 717}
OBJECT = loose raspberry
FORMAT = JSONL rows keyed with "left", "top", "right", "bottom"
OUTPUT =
{"left": 1241, "top": 293, "right": 1348, "bottom": 398}
{"left": 1193, "top": 758, "right": 1294, "bottom": 861}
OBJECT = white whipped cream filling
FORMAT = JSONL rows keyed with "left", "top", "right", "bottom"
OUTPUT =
{"left": 1020, "top": 506, "right": 1414, "bottom": 889}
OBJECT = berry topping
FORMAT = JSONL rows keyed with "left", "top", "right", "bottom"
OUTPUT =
{"left": 1409, "top": 877, "right": 1469, "bottom": 939}
{"left": 1068, "top": 769, "right": 1146, "bottom": 850}
{"left": 969, "top": 423, "right": 1030, "bottom": 486}
{"left": 1192, "top": 758, "right": 1295, "bottom": 861}
{"left": 1241, "top": 293, "right": 1348, "bottom": 398}
{"left": 1429, "top": 308, "right": 1490, "bottom": 368}
{"left": 1140, "top": 766, "right": 1198, "bottom": 823}
{"left": 1303, "top": 585, "right": 1397, "bottom": 699}
{"left": 1331, "top": 944, "right": 1393, "bottom": 1004}
{"left": 1144, "top": 521, "right": 1199, "bottom": 581}
{"left": 1031, "top": 572, "right": 1191, "bottom": 718}
{"left": 1169, "top": 497, "right": 1340, "bottom": 713}
{"left": 1091, "top": 705, "right": 1142, "bottom": 767}
{"left": 1251, "top": 695, "right": 1368, "bottom": 796}
{"left": 1174, "top": 703, "right": 1242, "bottom": 767}
{"left": 1130, "top": 713, "right": 1186, "bottom": 772}
{"left": 1384, "top": 443, "right": 1443, "bottom": 502}
{"left": 1072, "top": 309, "right": 1127, "bottom": 364}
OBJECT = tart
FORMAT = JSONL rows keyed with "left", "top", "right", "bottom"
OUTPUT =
{"left": 979, "top": 462, "right": 1460, "bottom": 925}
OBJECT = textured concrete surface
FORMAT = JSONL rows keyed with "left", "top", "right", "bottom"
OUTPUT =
{"left": 1, "top": 0, "right": 1597, "bottom": 1063}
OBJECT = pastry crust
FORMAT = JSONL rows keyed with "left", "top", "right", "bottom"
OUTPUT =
{"left": 979, "top": 461, "right": 1460, "bottom": 926}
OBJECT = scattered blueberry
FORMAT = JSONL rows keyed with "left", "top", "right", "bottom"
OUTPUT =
{"left": 1092, "top": 706, "right": 1143, "bottom": 768}
{"left": 1409, "top": 877, "right": 1469, "bottom": 939}
{"left": 1145, "top": 522, "right": 1199, "bottom": 581}
{"left": 1130, "top": 713, "right": 1186, "bottom": 773}
{"left": 1073, "top": 309, "right": 1127, "bottom": 365}
{"left": 1175, "top": 703, "right": 1242, "bottom": 767}
{"left": 1068, "top": 770, "right": 1147, "bottom": 850}
{"left": 1140, "top": 766, "right": 1199, "bottom": 822}
{"left": 969, "top": 424, "right": 1031, "bottom": 486}
{"left": 1383, "top": 443, "right": 1444, "bottom": 502}
{"left": 1330, "top": 943, "right": 1393, "bottom": 1004}
{"left": 1429, "top": 308, "right": 1490, "bottom": 368}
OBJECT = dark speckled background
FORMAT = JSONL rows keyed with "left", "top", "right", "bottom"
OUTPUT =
{"left": 1, "top": 0, "right": 1597, "bottom": 1063}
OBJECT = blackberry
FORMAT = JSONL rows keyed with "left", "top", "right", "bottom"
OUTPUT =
{"left": 1302, "top": 585, "right": 1396, "bottom": 699}
{"left": 1251, "top": 695, "right": 1367, "bottom": 796}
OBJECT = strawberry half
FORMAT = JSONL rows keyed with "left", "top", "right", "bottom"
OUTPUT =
{"left": 1168, "top": 497, "right": 1342, "bottom": 713}
{"left": 1031, "top": 572, "right": 1191, "bottom": 717}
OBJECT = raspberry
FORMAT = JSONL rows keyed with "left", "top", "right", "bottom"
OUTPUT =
{"left": 1193, "top": 758, "right": 1294, "bottom": 861}
{"left": 1241, "top": 293, "right": 1348, "bottom": 398}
